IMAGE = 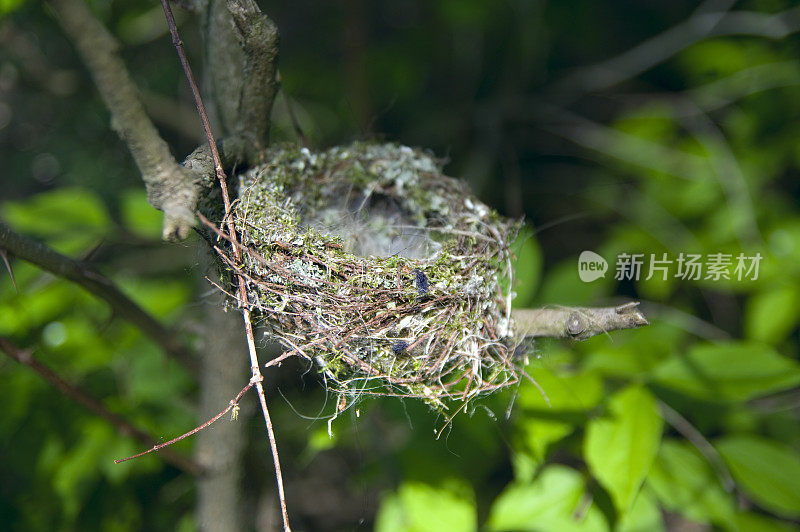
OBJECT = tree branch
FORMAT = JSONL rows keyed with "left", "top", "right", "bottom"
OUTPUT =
{"left": 48, "top": 0, "right": 200, "bottom": 241}
{"left": 159, "top": 2, "right": 290, "bottom": 529}
{"left": 513, "top": 302, "right": 649, "bottom": 340}
{"left": 0, "top": 337, "right": 202, "bottom": 476}
{"left": 202, "top": 0, "right": 279, "bottom": 160}
{"left": 226, "top": 0, "right": 279, "bottom": 158}
{"left": 0, "top": 221, "right": 197, "bottom": 375}
{"left": 48, "top": 0, "right": 281, "bottom": 241}
{"left": 115, "top": 378, "right": 253, "bottom": 467}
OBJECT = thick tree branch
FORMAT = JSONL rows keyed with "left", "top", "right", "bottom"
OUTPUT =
{"left": 48, "top": 0, "right": 200, "bottom": 241}
{"left": 513, "top": 302, "right": 649, "bottom": 340}
{"left": 203, "top": 0, "right": 279, "bottom": 160}
{"left": 0, "top": 221, "right": 196, "bottom": 375}
{"left": 0, "top": 337, "right": 202, "bottom": 476}
{"left": 227, "top": 0, "right": 279, "bottom": 158}
{"left": 48, "top": 0, "right": 280, "bottom": 241}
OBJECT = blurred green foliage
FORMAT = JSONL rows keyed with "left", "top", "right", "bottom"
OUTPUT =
{"left": 2, "top": 0, "right": 800, "bottom": 530}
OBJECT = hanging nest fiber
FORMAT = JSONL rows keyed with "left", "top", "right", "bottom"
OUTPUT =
{"left": 211, "top": 142, "right": 526, "bottom": 411}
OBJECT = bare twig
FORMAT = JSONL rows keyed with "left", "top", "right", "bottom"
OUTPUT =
{"left": 0, "top": 221, "right": 196, "bottom": 375}
{"left": 0, "top": 337, "right": 201, "bottom": 475}
{"left": 115, "top": 378, "right": 254, "bottom": 466}
{"left": 513, "top": 302, "right": 649, "bottom": 340}
{"left": 159, "top": 2, "right": 290, "bottom": 529}
{"left": 48, "top": 0, "right": 201, "bottom": 241}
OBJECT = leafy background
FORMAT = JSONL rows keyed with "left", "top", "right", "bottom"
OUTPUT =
{"left": 2, "top": 0, "right": 800, "bottom": 530}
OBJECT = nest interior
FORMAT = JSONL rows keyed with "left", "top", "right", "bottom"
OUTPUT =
{"left": 216, "top": 142, "right": 523, "bottom": 412}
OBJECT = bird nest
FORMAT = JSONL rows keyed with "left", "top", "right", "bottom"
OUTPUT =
{"left": 213, "top": 142, "right": 525, "bottom": 412}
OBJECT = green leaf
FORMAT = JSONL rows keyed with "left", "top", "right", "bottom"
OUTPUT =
{"left": 510, "top": 451, "right": 538, "bottom": 484}
{"left": 0, "top": 0, "right": 27, "bottom": 16}
{"left": 1, "top": 187, "right": 111, "bottom": 255}
{"left": 510, "top": 226, "right": 542, "bottom": 308}
{"left": 716, "top": 435, "right": 800, "bottom": 518}
{"left": 678, "top": 40, "right": 779, "bottom": 84}
{"left": 517, "top": 365, "right": 604, "bottom": 412}
{"left": 646, "top": 439, "right": 735, "bottom": 527}
{"left": 486, "top": 465, "right": 608, "bottom": 532}
{"left": 514, "top": 365, "right": 603, "bottom": 470}
{"left": 584, "top": 385, "right": 663, "bottom": 515}
{"left": 745, "top": 284, "right": 800, "bottom": 344}
{"left": 618, "top": 489, "right": 664, "bottom": 532}
{"left": 652, "top": 342, "right": 800, "bottom": 401}
{"left": 515, "top": 418, "right": 576, "bottom": 471}
{"left": 582, "top": 321, "right": 684, "bottom": 378}
{"left": 375, "top": 479, "right": 476, "bottom": 532}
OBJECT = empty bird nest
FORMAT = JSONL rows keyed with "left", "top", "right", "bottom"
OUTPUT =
{"left": 209, "top": 142, "right": 527, "bottom": 412}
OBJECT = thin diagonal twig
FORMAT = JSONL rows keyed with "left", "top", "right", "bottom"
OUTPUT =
{"left": 159, "top": 2, "right": 290, "bottom": 529}
{"left": 0, "top": 337, "right": 201, "bottom": 475}
{"left": 115, "top": 378, "right": 255, "bottom": 465}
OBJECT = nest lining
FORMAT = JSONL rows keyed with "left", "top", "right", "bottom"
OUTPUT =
{"left": 218, "top": 142, "right": 523, "bottom": 411}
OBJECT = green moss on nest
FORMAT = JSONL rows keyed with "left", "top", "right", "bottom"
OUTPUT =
{"left": 220, "top": 142, "right": 522, "bottom": 412}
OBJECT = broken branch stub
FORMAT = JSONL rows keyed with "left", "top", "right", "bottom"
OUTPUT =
{"left": 49, "top": 0, "right": 201, "bottom": 241}
{"left": 51, "top": 0, "right": 281, "bottom": 241}
{"left": 513, "top": 302, "right": 649, "bottom": 341}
